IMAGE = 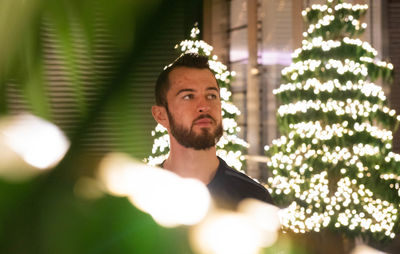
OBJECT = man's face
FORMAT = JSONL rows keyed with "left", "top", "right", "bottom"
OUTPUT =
{"left": 165, "top": 67, "right": 223, "bottom": 150}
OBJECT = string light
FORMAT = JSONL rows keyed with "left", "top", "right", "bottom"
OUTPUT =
{"left": 266, "top": 0, "right": 400, "bottom": 241}
{"left": 274, "top": 79, "right": 387, "bottom": 102}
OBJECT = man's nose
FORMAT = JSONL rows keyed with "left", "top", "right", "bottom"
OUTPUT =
{"left": 197, "top": 98, "right": 211, "bottom": 113}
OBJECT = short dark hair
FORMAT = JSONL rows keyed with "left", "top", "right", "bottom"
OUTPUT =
{"left": 155, "top": 53, "right": 214, "bottom": 107}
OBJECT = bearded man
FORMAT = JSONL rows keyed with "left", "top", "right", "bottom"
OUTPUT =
{"left": 151, "top": 53, "right": 273, "bottom": 210}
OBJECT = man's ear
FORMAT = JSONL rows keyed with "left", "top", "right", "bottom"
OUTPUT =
{"left": 152, "top": 105, "right": 169, "bottom": 129}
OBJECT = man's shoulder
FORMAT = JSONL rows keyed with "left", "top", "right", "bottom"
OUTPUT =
{"left": 209, "top": 157, "right": 275, "bottom": 208}
{"left": 216, "top": 157, "right": 268, "bottom": 194}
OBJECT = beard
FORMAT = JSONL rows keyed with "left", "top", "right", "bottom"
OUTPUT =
{"left": 166, "top": 109, "right": 223, "bottom": 150}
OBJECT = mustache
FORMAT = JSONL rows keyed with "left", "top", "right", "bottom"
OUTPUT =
{"left": 193, "top": 114, "right": 215, "bottom": 123}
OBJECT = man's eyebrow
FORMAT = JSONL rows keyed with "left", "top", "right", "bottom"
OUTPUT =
{"left": 207, "top": 87, "right": 219, "bottom": 92}
{"left": 176, "top": 87, "right": 219, "bottom": 96}
{"left": 176, "top": 88, "right": 195, "bottom": 96}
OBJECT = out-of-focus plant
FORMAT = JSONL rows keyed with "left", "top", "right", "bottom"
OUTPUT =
{"left": 0, "top": 1, "right": 210, "bottom": 253}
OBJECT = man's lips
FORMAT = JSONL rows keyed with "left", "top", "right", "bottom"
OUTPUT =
{"left": 195, "top": 118, "right": 213, "bottom": 124}
{"left": 193, "top": 116, "right": 215, "bottom": 126}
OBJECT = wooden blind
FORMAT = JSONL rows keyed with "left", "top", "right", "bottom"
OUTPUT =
{"left": 4, "top": 0, "right": 203, "bottom": 163}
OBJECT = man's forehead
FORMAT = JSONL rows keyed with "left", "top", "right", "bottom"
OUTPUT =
{"left": 168, "top": 67, "right": 219, "bottom": 90}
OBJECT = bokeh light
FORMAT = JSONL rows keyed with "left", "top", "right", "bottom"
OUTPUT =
{"left": 350, "top": 244, "right": 387, "bottom": 254}
{"left": 238, "top": 199, "right": 281, "bottom": 247}
{"left": 0, "top": 113, "right": 70, "bottom": 181}
{"left": 98, "top": 153, "right": 211, "bottom": 227}
{"left": 190, "top": 211, "right": 264, "bottom": 254}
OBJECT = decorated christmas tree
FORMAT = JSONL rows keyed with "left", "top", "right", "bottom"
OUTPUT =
{"left": 265, "top": 0, "right": 400, "bottom": 242}
{"left": 146, "top": 26, "right": 248, "bottom": 171}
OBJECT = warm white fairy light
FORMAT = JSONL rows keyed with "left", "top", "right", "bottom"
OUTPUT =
{"left": 221, "top": 101, "right": 241, "bottom": 116}
{"left": 306, "top": 15, "right": 335, "bottom": 34}
{"left": 147, "top": 124, "right": 170, "bottom": 167}
{"left": 277, "top": 99, "right": 397, "bottom": 124}
{"left": 274, "top": 79, "right": 387, "bottom": 102}
{"left": 190, "top": 26, "right": 200, "bottom": 39}
{"left": 209, "top": 60, "right": 232, "bottom": 82}
{"left": 267, "top": 132, "right": 400, "bottom": 237}
{"left": 220, "top": 87, "right": 232, "bottom": 101}
{"left": 273, "top": 168, "right": 399, "bottom": 237}
{"left": 301, "top": 3, "right": 368, "bottom": 38}
{"left": 151, "top": 125, "right": 169, "bottom": 152}
{"left": 278, "top": 121, "right": 393, "bottom": 144}
{"left": 223, "top": 118, "right": 238, "bottom": 134}
{"left": 217, "top": 149, "right": 245, "bottom": 172}
{"left": 178, "top": 40, "right": 211, "bottom": 56}
{"left": 146, "top": 153, "right": 169, "bottom": 167}
{"left": 302, "top": 3, "right": 368, "bottom": 20}
{"left": 305, "top": 14, "right": 365, "bottom": 35}
{"left": 292, "top": 37, "right": 380, "bottom": 59}
{"left": 269, "top": 0, "right": 399, "bottom": 241}
{"left": 283, "top": 58, "right": 371, "bottom": 79}
{"left": 381, "top": 174, "right": 400, "bottom": 182}
{"left": 377, "top": 60, "right": 394, "bottom": 70}
{"left": 282, "top": 59, "right": 322, "bottom": 75}
{"left": 335, "top": 3, "right": 368, "bottom": 12}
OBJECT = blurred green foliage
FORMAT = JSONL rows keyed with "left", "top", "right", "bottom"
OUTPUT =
{"left": 0, "top": 0, "right": 203, "bottom": 253}
{"left": 0, "top": 176, "right": 193, "bottom": 253}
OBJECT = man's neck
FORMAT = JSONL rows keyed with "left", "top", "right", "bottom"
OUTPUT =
{"left": 162, "top": 140, "right": 220, "bottom": 185}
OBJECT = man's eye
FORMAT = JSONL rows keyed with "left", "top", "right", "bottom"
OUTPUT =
{"left": 183, "top": 94, "right": 194, "bottom": 100}
{"left": 207, "top": 94, "right": 218, "bottom": 100}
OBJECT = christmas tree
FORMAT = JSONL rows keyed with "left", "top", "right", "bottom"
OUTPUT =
{"left": 265, "top": 0, "right": 400, "bottom": 242}
{"left": 146, "top": 26, "right": 249, "bottom": 171}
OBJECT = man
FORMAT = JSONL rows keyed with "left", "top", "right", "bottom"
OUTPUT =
{"left": 152, "top": 53, "right": 273, "bottom": 210}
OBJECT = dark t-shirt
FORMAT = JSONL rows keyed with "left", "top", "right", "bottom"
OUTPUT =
{"left": 207, "top": 157, "right": 274, "bottom": 210}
